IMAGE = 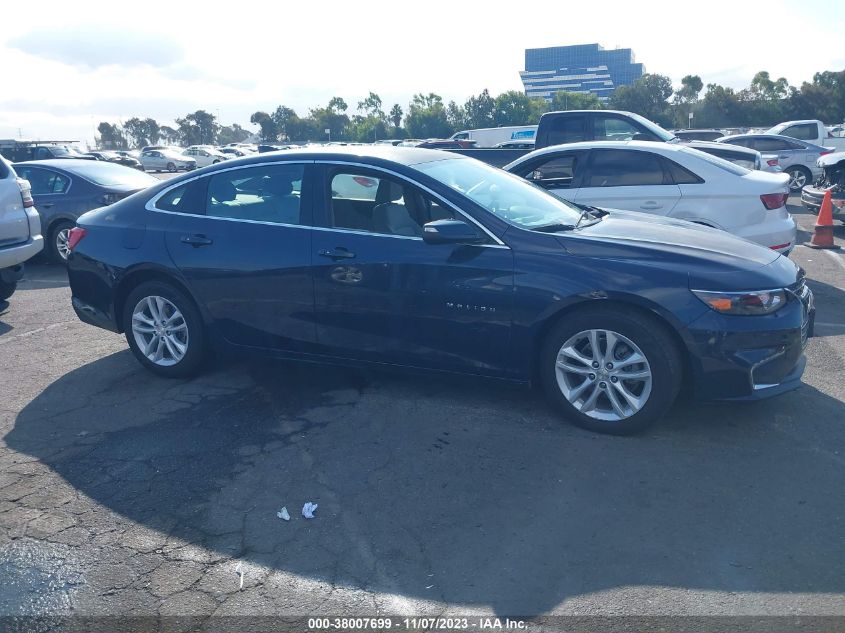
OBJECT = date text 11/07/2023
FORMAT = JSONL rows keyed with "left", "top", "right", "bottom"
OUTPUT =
{"left": 307, "top": 617, "right": 529, "bottom": 630}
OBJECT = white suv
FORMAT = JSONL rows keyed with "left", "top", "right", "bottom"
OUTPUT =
{"left": 0, "top": 156, "right": 43, "bottom": 300}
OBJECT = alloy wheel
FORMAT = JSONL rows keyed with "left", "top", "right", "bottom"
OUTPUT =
{"left": 55, "top": 228, "right": 71, "bottom": 261}
{"left": 555, "top": 329, "right": 652, "bottom": 422}
{"left": 788, "top": 169, "right": 807, "bottom": 190}
{"left": 131, "top": 296, "right": 189, "bottom": 366}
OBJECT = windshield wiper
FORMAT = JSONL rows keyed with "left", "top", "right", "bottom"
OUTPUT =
{"left": 532, "top": 222, "right": 576, "bottom": 233}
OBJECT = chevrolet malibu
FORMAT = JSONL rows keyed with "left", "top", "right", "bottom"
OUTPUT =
{"left": 66, "top": 147, "right": 814, "bottom": 434}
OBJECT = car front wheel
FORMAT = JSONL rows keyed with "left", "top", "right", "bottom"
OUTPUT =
{"left": 540, "top": 308, "right": 682, "bottom": 435}
{"left": 167, "top": 162, "right": 177, "bottom": 172}
{"left": 123, "top": 281, "right": 206, "bottom": 378}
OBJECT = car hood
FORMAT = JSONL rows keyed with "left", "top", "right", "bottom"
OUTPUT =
{"left": 555, "top": 209, "right": 800, "bottom": 289}
{"left": 818, "top": 151, "right": 845, "bottom": 167}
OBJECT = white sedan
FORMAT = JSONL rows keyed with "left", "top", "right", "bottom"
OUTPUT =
{"left": 183, "top": 147, "right": 230, "bottom": 168}
{"left": 139, "top": 149, "right": 196, "bottom": 173}
{"left": 504, "top": 141, "right": 797, "bottom": 254}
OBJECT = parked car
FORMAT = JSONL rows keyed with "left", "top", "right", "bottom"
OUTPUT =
{"left": 0, "top": 140, "right": 94, "bottom": 162}
{"left": 505, "top": 141, "right": 796, "bottom": 253}
{"left": 85, "top": 150, "right": 144, "bottom": 170}
{"left": 183, "top": 147, "right": 230, "bottom": 168}
{"left": 801, "top": 151, "right": 845, "bottom": 219}
{"left": 13, "top": 160, "right": 159, "bottom": 263}
{"left": 139, "top": 149, "right": 196, "bottom": 173}
{"left": 684, "top": 140, "right": 780, "bottom": 172}
{"left": 674, "top": 129, "right": 726, "bottom": 142}
{"left": 115, "top": 150, "right": 141, "bottom": 160}
{"left": 716, "top": 134, "right": 835, "bottom": 191}
{"left": 765, "top": 119, "right": 845, "bottom": 152}
{"left": 0, "top": 155, "right": 43, "bottom": 300}
{"left": 66, "top": 147, "right": 813, "bottom": 435}
{"left": 218, "top": 147, "right": 249, "bottom": 157}
{"left": 494, "top": 140, "right": 535, "bottom": 149}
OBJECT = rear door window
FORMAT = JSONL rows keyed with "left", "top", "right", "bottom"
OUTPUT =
{"left": 206, "top": 164, "right": 306, "bottom": 225}
{"left": 593, "top": 116, "right": 653, "bottom": 141}
{"left": 585, "top": 150, "right": 668, "bottom": 187}
{"left": 780, "top": 123, "right": 816, "bottom": 141}
{"left": 16, "top": 167, "right": 69, "bottom": 194}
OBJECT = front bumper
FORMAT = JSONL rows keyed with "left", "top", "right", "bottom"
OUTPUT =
{"left": 802, "top": 186, "right": 845, "bottom": 215}
{"left": 685, "top": 282, "right": 813, "bottom": 401}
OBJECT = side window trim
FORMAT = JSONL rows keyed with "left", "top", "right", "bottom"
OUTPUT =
{"left": 146, "top": 161, "right": 316, "bottom": 228}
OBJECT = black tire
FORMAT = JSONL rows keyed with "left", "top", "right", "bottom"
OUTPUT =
{"left": 123, "top": 281, "right": 206, "bottom": 378}
{"left": 48, "top": 220, "right": 75, "bottom": 265}
{"left": 539, "top": 307, "right": 683, "bottom": 435}
{"left": 785, "top": 166, "right": 811, "bottom": 192}
{"left": 167, "top": 162, "right": 177, "bottom": 173}
{"left": 0, "top": 280, "right": 16, "bottom": 301}
{"left": 212, "top": 159, "right": 220, "bottom": 164}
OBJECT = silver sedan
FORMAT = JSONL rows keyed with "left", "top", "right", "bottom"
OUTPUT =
{"left": 139, "top": 150, "right": 196, "bottom": 173}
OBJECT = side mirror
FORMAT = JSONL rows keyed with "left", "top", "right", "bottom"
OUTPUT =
{"left": 422, "top": 219, "right": 483, "bottom": 245}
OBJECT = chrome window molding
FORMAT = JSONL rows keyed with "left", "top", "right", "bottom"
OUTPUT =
{"left": 145, "top": 159, "right": 510, "bottom": 249}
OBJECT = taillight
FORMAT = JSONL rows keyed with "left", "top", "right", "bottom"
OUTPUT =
{"left": 820, "top": 149, "right": 834, "bottom": 156}
{"left": 760, "top": 193, "right": 788, "bottom": 210}
{"left": 67, "top": 227, "right": 87, "bottom": 252}
{"left": 766, "top": 158, "right": 779, "bottom": 167}
{"left": 16, "top": 178, "right": 33, "bottom": 208}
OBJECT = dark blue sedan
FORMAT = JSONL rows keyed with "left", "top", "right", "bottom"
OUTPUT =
{"left": 66, "top": 147, "right": 814, "bottom": 434}
{"left": 13, "top": 159, "right": 159, "bottom": 263}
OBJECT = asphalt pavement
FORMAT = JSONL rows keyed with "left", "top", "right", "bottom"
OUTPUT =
{"left": 0, "top": 197, "right": 844, "bottom": 629}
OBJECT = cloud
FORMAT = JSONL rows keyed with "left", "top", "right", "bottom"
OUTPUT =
{"left": 8, "top": 26, "right": 183, "bottom": 69}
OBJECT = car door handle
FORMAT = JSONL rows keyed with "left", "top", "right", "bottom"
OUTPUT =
{"left": 318, "top": 248, "right": 356, "bottom": 260}
{"left": 40, "top": 202, "right": 53, "bottom": 209}
{"left": 180, "top": 234, "right": 213, "bottom": 247}
{"left": 640, "top": 202, "right": 662, "bottom": 210}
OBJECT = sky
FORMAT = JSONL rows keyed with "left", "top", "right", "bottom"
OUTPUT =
{"left": 1, "top": 0, "right": 843, "bottom": 145}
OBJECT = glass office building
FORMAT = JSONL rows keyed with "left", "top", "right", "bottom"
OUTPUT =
{"left": 520, "top": 44, "right": 644, "bottom": 101}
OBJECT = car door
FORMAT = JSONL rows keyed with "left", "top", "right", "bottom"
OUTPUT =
{"left": 508, "top": 150, "right": 586, "bottom": 203}
{"left": 310, "top": 164, "right": 515, "bottom": 375}
{"left": 573, "top": 148, "right": 681, "bottom": 215}
{"left": 13, "top": 165, "right": 82, "bottom": 228}
{"left": 159, "top": 161, "right": 317, "bottom": 351}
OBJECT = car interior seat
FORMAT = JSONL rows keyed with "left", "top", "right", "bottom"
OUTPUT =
{"left": 372, "top": 180, "right": 422, "bottom": 237}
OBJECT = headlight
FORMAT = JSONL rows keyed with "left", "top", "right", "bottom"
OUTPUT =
{"left": 691, "top": 289, "right": 787, "bottom": 315}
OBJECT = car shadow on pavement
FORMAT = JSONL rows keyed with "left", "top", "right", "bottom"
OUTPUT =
{"left": 7, "top": 350, "right": 845, "bottom": 616}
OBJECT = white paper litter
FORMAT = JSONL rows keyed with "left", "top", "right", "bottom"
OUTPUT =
{"left": 235, "top": 562, "right": 244, "bottom": 590}
{"left": 276, "top": 507, "right": 290, "bottom": 521}
{"left": 302, "top": 502, "right": 318, "bottom": 519}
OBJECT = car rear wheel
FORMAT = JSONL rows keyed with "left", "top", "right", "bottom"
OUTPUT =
{"left": 123, "top": 281, "right": 206, "bottom": 378}
{"left": 167, "top": 162, "right": 177, "bottom": 173}
{"left": 49, "top": 220, "right": 76, "bottom": 265}
{"left": 540, "top": 308, "right": 682, "bottom": 435}
{"left": 785, "top": 166, "right": 811, "bottom": 192}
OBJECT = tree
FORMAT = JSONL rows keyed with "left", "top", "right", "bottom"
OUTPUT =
{"left": 549, "top": 91, "right": 603, "bottom": 112}
{"left": 217, "top": 123, "right": 250, "bottom": 145}
{"left": 357, "top": 92, "right": 384, "bottom": 119}
{"left": 250, "top": 111, "right": 278, "bottom": 142}
{"left": 493, "top": 91, "right": 545, "bottom": 126}
{"left": 673, "top": 75, "right": 703, "bottom": 127}
{"left": 463, "top": 89, "right": 495, "bottom": 129}
{"left": 696, "top": 83, "right": 742, "bottom": 127}
{"left": 309, "top": 97, "right": 351, "bottom": 141}
{"left": 608, "top": 74, "right": 674, "bottom": 127}
{"left": 404, "top": 93, "right": 452, "bottom": 139}
{"left": 143, "top": 118, "right": 160, "bottom": 144}
{"left": 389, "top": 104, "right": 403, "bottom": 129}
{"left": 159, "top": 125, "right": 179, "bottom": 145}
{"left": 123, "top": 117, "right": 149, "bottom": 148}
{"left": 176, "top": 110, "right": 219, "bottom": 146}
{"left": 446, "top": 100, "right": 466, "bottom": 131}
{"left": 96, "top": 122, "right": 128, "bottom": 149}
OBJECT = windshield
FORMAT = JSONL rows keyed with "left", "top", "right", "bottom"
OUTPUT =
{"left": 417, "top": 158, "right": 584, "bottom": 229}
{"left": 63, "top": 161, "right": 159, "bottom": 187}
{"left": 679, "top": 146, "right": 750, "bottom": 176}
{"left": 626, "top": 112, "right": 677, "bottom": 142}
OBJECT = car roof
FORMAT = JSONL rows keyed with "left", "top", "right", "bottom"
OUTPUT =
{"left": 519, "top": 140, "right": 685, "bottom": 158}
{"left": 204, "top": 145, "right": 466, "bottom": 167}
{"left": 686, "top": 140, "right": 754, "bottom": 153}
{"left": 13, "top": 158, "right": 94, "bottom": 170}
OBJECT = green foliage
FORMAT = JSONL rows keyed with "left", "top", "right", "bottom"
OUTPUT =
{"left": 404, "top": 93, "right": 452, "bottom": 139}
{"left": 609, "top": 74, "right": 674, "bottom": 127}
{"left": 250, "top": 111, "right": 277, "bottom": 142}
{"left": 217, "top": 123, "right": 250, "bottom": 145}
{"left": 176, "top": 110, "right": 219, "bottom": 145}
{"left": 549, "top": 91, "right": 604, "bottom": 112}
{"left": 96, "top": 122, "right": 128, "bottom": 150}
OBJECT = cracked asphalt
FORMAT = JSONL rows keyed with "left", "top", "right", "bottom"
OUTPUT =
{"left": 1, "top": 198, "right": 844, "bottom": 627}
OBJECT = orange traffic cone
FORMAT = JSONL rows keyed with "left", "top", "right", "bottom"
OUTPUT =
{"left": 808, "top": 189, "right": 841, "bottom": 250}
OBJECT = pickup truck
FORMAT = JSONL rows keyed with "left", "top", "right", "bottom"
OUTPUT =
{"left": 448, "top": 110, "right": 679, "bottom": 166}
{"left": 765, "top": 120, "right": 845, "bottom": 153}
